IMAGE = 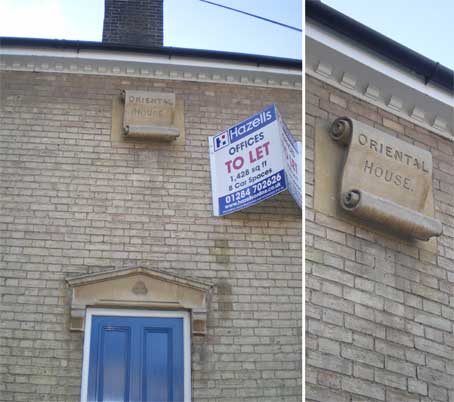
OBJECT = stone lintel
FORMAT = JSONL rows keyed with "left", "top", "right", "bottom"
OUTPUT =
{"left": 66, "top": 267, "right": 212, "bottom": 335}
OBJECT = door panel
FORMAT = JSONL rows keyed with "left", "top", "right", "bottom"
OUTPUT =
{"left": 143, "top": 329, "right": 170, "bottom": 402}
{"left": 87, "top": 315, "right": 184, "bottom": 402}
{"left": 98, "top": 326, "right": 131, "bottom": 402}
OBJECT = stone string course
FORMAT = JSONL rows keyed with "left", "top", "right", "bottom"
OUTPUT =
{"left": 0, "top": 71, "right": 302, "bottom": 402}
{"left": 306, "top": 75, "right": 454, "bottom": 402}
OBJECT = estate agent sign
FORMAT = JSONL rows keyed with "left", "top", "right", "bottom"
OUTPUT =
{"left": 209, "top": 105, "right": 301, "bottom": 216}
{"left": 279, "top": 113, "right": 302, "bottom": 209}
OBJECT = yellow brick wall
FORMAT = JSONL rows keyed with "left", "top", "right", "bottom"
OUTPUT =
{"left": 306, "top": 74, "right": 454, "bottom": 402}
{"left": 0, "top": 70, "right": 302, "bottom": 402}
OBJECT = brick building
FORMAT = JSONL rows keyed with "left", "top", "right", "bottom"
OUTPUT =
{"left": 306, "top": 2, "right": 454, "bottom": 402}
{"left": 0, "top": 1, "right": 302, "bottom": 401}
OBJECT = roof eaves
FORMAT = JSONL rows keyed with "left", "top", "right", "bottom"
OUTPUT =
{"left": 306, "top": 1, "right": 453, "bottom": 92}
{"left": 0, "top": 37, "right": 302, "bottom": 69}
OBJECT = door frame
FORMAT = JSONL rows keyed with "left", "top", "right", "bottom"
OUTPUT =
{"left": 80, "top": 307, "right": 192, "bottom": 402}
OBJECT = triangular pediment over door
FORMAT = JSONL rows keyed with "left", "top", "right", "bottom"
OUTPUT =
{"left": 66, "top": 266, "right": 212, "bottom": 335}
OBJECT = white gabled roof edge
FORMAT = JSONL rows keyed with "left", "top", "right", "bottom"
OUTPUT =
{"left": 0, "top": 46, "right": 302, "bottom": 90}
{"left": 306, "top": 21, "right": 454, "bottom": 141}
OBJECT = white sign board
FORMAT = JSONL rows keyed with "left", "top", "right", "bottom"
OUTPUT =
{"left": 278, "top": 110, "right": 302, "bottom": 209}
{"left": 209, "top": 105, "right": 287, "bottom": 216}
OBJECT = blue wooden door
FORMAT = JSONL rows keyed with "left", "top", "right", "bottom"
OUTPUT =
{"left": 87, "top": 315, "right": 184, "bottom": 402}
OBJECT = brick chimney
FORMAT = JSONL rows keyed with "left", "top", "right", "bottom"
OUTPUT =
{"left": 103, "top": 0, "right": 163, "bottom": 47}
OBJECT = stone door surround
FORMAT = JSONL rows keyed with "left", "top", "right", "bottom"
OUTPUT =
{"left": 66, "top": 266, "right": 212, "bottom": 335}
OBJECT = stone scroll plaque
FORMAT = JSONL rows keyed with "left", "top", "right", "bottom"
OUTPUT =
{"left": 121, "top": 90, "right": 180, "bottom": 140}
{"left": 329, "top": 117, "right": 442, "bottom": 241}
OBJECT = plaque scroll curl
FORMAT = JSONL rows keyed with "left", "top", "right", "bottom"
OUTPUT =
{"left": 331, "top": 117, "right": 442, "bottom": 241}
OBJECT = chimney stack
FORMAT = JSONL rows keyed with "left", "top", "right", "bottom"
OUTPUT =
{"left": 103, "top": 0, "right": 163, "bottom": 48}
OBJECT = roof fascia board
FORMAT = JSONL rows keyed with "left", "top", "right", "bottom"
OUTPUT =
{"left": 306, "top": 22, "right": 453, "bottom": 107}
{"left": 306, "top": 23, "right": 453, "bottom": 140}
{"left": 0, "top": 46, "right": 302, "bottom": 90}
{"left": 1, "top": 46, "right": 301, "bottom": 75}
{"left": 306, "top": 1, "right": 453, "bottom": 91}
{"left": 0, "top": 37, "right": 302, "bottom": 68}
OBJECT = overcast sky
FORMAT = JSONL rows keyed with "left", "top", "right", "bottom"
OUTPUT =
{"left": 0, "top": 0, "right": 302, "bottom": 59}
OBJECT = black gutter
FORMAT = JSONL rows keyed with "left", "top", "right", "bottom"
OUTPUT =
{"left": 0, "top": 37, "right": 302, "bottom": 69}
{"left": 306, "top": 1, "right": 453, "bottom": 92}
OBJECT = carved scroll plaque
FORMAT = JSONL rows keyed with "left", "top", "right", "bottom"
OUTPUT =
{"left": 330, "top": 117, "right": 442, "bottom": 240}
{"left": 121, "top": 90, "right": 180, "bottom": 140}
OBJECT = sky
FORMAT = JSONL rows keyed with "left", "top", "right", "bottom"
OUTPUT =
{"left": 323, "top": 0, "right": 454, "bottom": 70}
{"left": 1, "top": 0, "right": 453, "bottom": 69}
{"left": 0, "top": 0, "right": 302, "bottom": 59}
